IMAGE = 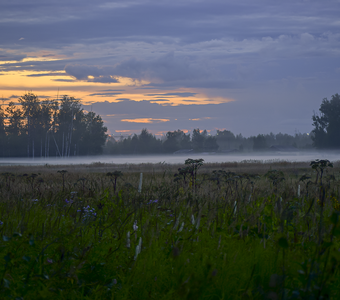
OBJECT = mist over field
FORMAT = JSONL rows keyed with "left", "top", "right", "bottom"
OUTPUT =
{"left": 1, "top": 151, "right": 339, "bottom": 166}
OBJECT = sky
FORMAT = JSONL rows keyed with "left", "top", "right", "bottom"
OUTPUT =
{"left": 1, "top": 0, "right": 340, "bottom": 138}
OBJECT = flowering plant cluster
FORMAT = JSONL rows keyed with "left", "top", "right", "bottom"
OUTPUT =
{"left": 78, "top": 205, "right": 97, "bottom": 222}
{"left": 147, "top": 199, "right": 158, "bottom": 204}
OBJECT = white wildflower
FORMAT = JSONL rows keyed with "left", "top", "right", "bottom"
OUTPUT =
{"left": 133, "top": 220, "right": 138, "bottom": 231}
{"left": 134, "top": 237, "right": 142, "bottom": 260}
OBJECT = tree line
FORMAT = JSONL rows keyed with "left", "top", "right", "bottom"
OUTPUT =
{"left": 105, "top": 92, "right": 340, "bottom": 154}
{"left": 0, "top": 93, "right": 107, "bottom": 157}
{"left": 0, "top": 92, "right": 338, "bottom": 157}
{"left": 104, "top": 128, "right": 313, "bottom": 155}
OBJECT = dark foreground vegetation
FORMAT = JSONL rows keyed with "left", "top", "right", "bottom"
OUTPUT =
{"left": 1, "top": 159, "right": 340, "bottom": 299}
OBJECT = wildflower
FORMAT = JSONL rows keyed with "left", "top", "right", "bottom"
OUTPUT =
{"left": 134, "top": 237, "right": 142, "bottom": 260}
{"left": 0, "top": 221, "right": 3, "bottom": 226}
{"left": 191, "top": 215, "right": 195, "bottom": 225}
{"left": 331, "top": 196, "right": 340, "bottom": 211}
{"left": 317, "top": 199, "right": 324, "bottom": 207}
{"left": 80, "top": 205, "right": 97, "bottom": 222}
{"left": 32, "top": 199, "right": 38, "bottom": 202}
{"left": 147, "top": 199, "right": 158, "bottom": 204}
{"left": 133, "top": 220, "right": 138, "bottom": 231}
{"left": 47, "top": 258, "right": 53, "bottom": 264}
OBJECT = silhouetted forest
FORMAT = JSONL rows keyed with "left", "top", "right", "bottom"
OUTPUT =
{"left": 104, "top": 129, "right": 313, "bottom": 155}
{"left": 0, "top": 93, "right": 107, "bottom": 157}
{"left": 2, "top": 92, "right": 333, "bottom": 157}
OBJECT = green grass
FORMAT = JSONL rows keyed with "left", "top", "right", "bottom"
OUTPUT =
{"left": 1, "top": 159, "right": 340, "bottom": 299}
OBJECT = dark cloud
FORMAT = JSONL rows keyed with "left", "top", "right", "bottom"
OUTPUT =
{"left": 52, "top": 79, "right": 76, "bottom": 82}
{"left": 26, "top": 72, "right": 65, "bottom": 77}
{"left": 101, "top": 89, "right": 125, "bottom": 92}
{"left": 88, "top": 92, "right": 122, "bottom": 97}
{"left": 149, "top": 99, "right": 170, "bottom": 102}
{"left": 0, "top": 50, "right": 26, "bottom": 62}
{"left": 0, "top": 95, "right": 21, "bottom": 101}
{"left": 0, "top": 59, "right": 68, "bottom": 72}
{"left": 146, "top": 92, "right": 197, "bottom": 97}
{"left": 1, "top": 0, "right": 339, "bottom": 48}
{"left": 65, "top": 64, "right": 120, "bottom": 83}
{"left": 65, "top": 64, "right": 103, "bottom": 80}
{"left": 37, "top": 95, "right": 51, "bottom": 99}
{"left": 88, "top": 76, "right": 119, "bottom": 83}
{"left": 64, "top": 52, "right": 203, "bottom": 83}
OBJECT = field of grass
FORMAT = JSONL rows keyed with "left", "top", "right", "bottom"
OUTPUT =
{"left": 1, "top": 158, "right": 340, "bottom": 299}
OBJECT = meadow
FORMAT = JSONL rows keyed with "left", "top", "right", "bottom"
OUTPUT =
{"left": 1, "top": 158, "right": 340, "bottom": 299}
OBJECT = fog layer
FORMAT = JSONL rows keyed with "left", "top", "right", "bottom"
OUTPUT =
{"left": 0, "top": 151, "right": 339, "bottom": 166}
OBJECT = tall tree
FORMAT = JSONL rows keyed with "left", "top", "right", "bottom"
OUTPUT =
{"left": 253, "top": 134, "right": 267, "bottom": 151}
{"left": 192, "top": 128, "right": 205, "bottom": 151}
{"left": 78, "top": 111, "right": 108, "bottom": 155}
{"left": 38, "top": 99, "right": 58, "bottom": 157}
{"left": 204, "top": 135, "right": 219, "bottom": 151}
{"left": 0, "top": 105, "right": 6, "bottom": 156}
{"left": 163, "top": 130, "right": 191, "bottom": 153}
{"left": 216, "top": 130, "right": 236, "bottom": 150}
{"left": 312, "top": 93, "right": 340, "bottom": 149}
{"left": 138, "top": 129, "right": 162, "bottom": 154}
{"left": 5, "top": 102, "right": 25, "bottom": 157}
{"left": 18, "top": 93, "right": 41, "bottom": 157}
{"left": 55, "top": 96, "right": 82, "bottom": 157}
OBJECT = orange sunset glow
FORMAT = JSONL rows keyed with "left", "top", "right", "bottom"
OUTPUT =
{"left": 0, "top": 54, "right": 233, "bottom": 107}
